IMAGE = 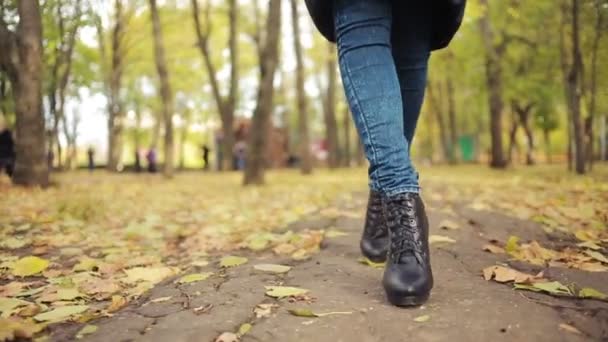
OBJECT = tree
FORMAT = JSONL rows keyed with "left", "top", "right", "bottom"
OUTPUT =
{"left": 479, "top": 0, "right": 507, "bottom": 168}
{"left": 585, "top": 0, "right": 605, "bottom": 169}
{"left": 45, "top": 0, "right": 83, "bottom": 170}
{"left": 0, "top": 0, "right": 48, "bottom": 186}
{"left": 560, "top": 0, "right": 586, "bottom": 174}
{"left": 243, "top": 0, "right": 281, "bottom": 185}
{"left": 149, "top": 0, "right": 174, "bottom": 177}
{"left": 191, "top": 0, "right": 238, "bottom": 171}
{"left": 97, "top": 0, "right": 129, "bottom": 172}
{"left": 323, "top": 43, "right": 339, "bottom": 169}
{"left": 290, "top": 0, "right": 312, "bottom": 174}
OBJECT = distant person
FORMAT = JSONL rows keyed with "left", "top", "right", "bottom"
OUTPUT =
{"left": 201, "top": 144, "right": 210, "bottom": 170}
{"left": 146, "top": 147, "right": 157, "bottom": 173}
{"left": 0, "top": 123, "right": 15, "bottom": 177}
{"left": 134, "top": 149, "right": 142, "bottom": 173}
{"left": 306, "top": 0, "right": 465, "bottom": 306}
{"left": 233, "top": 141, "right": 246, "bottom": 171}
{"left": 87, "top": 147, "right": 95, "bottom": 172}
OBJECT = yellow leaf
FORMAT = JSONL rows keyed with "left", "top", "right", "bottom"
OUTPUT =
{"left": 288, "top": 308, "right": 317, "bottom": 317}
{"left": 33, "top": 305, "right": 89, "bottom": 322}
{"left": 584, "top": 250, "right": 608, "bottom": 264}
{"left": 579, "top": 287, "right": 607, "bottom": 300}
{"left": 264, "top": 286, "right": 309, "bottom": 298}
{"left": 219, "top": 256, "right": 248, "bottom": 268}
{"left": 358, "top": 257, "right": 385, "bottom": 269}
{"left": 12, "top": 256, "right": 49, "bottom": 277}
{"left": 505, "top": 236, "right": 520, "bottom": 254}
{"left": 237, "top": 323, "right": 252, "bottom": 336}
{"left": 106, "top": 295, "right": 127, "bottom": 313}
{"left": 76, "top": 324, "right": 98, "bottom": 339}
{"left": 176, "top": 272, "right": 213, "bottom": 284}
{"left": 413, "top": 314, "right": 430, "bottom": 323}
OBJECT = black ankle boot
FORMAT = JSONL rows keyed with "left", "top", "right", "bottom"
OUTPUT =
{"left": 360, "top": 191, "right": 389, "bottom": 263}
{"left": 382, "top": 193, "right": 433, "bottom": 306}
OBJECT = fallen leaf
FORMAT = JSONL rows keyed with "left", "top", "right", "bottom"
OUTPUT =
{"left": 191, "top": 260, "right": 209, "bottom": 267}
{"left": 11, "top": 256, "right": 49, "bottom": 277}
{"left": 33, "top": 305, "right": 89, "bottom": 322}
{"left": 558, "top": 323, "right": 581, "bottom": 335}
{"left": 413, "top": 314, "right": 430, "bottom": 323}
{"left": 439, "top": 219, "right": 460, "bottom": 230}
{"left": 106, "top": 295, "right": 127, "bottom": 313}
{"left": 254, "top": 303, "right": 277, "bottom": 318}
{"left": 325, "top": 229, "right": 348, "bottom": 238}
{"left": 505, "top": 236, "right": 520, "bottom": 254}
{"left": 578, "top": 287, "right": 607, "bottom": 300}
{"left": 265, "top": 286, "right": 309, "bottom": 298}
{"left": 483, "top": 244, "right": 506, "bottom": 254}
{"left": 288, "top": 308, "right": 317, "bottom": 317}
{"left": 577, "top": 241, "right": 602, "bottom": 250}
{"left": 123, "top": 266, "right": 177, "bottom": 284}
{"left": 357, "top": 257, "right": 385, "bottom": 269}
{"left": 0, "top": 298, "right": 30, "bottom": 318}
{"left": 76, "top": 324, "right": 98, "bottom": 339}
{"left": 237, "top": 323, "right": 252, "bottom": 336}
{"left": 0, "top": 318, "right": 45, "bottom": 341}
{"left": 176, "top": 272, "right": 213, "bottom": 284}
{"left": 482, "top": 265, "right": 543, "bottom": 283}
{"left": 149, "top": 296, "right": 173, "bottom": 303}
{"left": 219, "top": 256, "right": 248, "bottom": 268}
{"left": 253, "top": 264, "right": 291, "bottom": 274}
{"left": 584, "top": 250, "right": 608, "bottom": 264}
{"left": 429, "top": 235, "right": 456, "bottom": 244}
{"left": 514, "top": 281, "right": 573, "bottom": 297}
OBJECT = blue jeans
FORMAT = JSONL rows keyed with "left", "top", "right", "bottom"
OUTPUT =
{"left": 335, "top": 0, "right": 431, "bottom": 195}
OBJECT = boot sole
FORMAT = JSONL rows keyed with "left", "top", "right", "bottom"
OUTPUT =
{"left": 386, "top": 293, "right": 429, "bottom": 307}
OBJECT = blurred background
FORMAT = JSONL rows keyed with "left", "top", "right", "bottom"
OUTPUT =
{"left": 0, "top": 0, "right": 607, "bottom": 186}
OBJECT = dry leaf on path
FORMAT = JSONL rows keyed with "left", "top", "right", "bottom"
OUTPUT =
{"left": 253, "top": 264, "right": 291, "bottom": 274}
{"left": 482, "top": 265, "right": 544, "bottom": 283}
{"left": 413, "top": 315, "right": 430, "bottom": 323}
{"left": 558, "top": 323, "right": 581, "bottom": 335}
{"left": 429, "top": 235, "right": 456, "bottom": 244}
{"left": 265, "top": 286, "right": 309, "bottom": 298}
{"left": 219, "top": 256, "right": 248, "bottom": 268}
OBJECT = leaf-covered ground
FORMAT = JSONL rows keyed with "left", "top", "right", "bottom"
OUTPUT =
{"left": 0, "top": 165, "right": 607, "bottom": 341}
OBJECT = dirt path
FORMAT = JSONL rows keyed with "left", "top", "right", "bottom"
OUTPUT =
{"left": 58, "top": 191, "right": 607, "bottom": 342}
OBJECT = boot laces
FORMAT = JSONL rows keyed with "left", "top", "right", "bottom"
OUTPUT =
{"left": 388, "top": 196, "right": 423, "bottom": 263}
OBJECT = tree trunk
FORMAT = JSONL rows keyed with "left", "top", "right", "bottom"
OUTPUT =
{"left": 586, "top": 1, "right": 603, "bottom": 169}
{"left": 343, "top": 107, "right": 351, "bottom": 167}
{"left": 191, "top": 0, "right": 238, "bottom": 171}
{"left": 507, "top": 115, "right": 519, "bottom": 164}
{"left": 567, "top": 0, "right": 585, "bottom": 174}
{"left": 543, "top": 129, "right": 552, "bottom": 164}
{"left": 290, "top": 0, "right": 312, "bottom": 174}
{"left": 479, "top": 0, "right": 506, "bottom": 168}
{"left": 243, "top": 0, "right": 281, "bottom": 185}
{"left": 426, "top": 81, "right": 450, "bottom": 162}
{"left": 107, "top": 0, "right": 125, "bottom": 172}
{"left": 446, "top": 77, "right": 457, "bottom": 163}
{"left": 324, "top": 44, "right": 339, "bottom": 169}
{"left": 149, "top": 0, "right": 174, "bottom": 177}
{"left": 0, "top": 0, "right": 48, "bottom": 186}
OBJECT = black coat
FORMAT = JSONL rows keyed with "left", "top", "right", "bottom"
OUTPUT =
{"left": 304, "top": 0, "right": 466, "bottom": 51}
{"left": 0, "top": 129, "right": 15, "bottom": 159}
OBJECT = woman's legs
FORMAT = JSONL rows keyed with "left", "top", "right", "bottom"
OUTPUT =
{"left": 391, "top": 2, "right": 432, "bottom": 148}
{"left": 334, "top": 0, "right": 419, "bottom": 195}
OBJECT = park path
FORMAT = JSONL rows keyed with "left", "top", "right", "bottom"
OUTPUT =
{"left": 56, "top": 190, "right": 607, "bottom": 342}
